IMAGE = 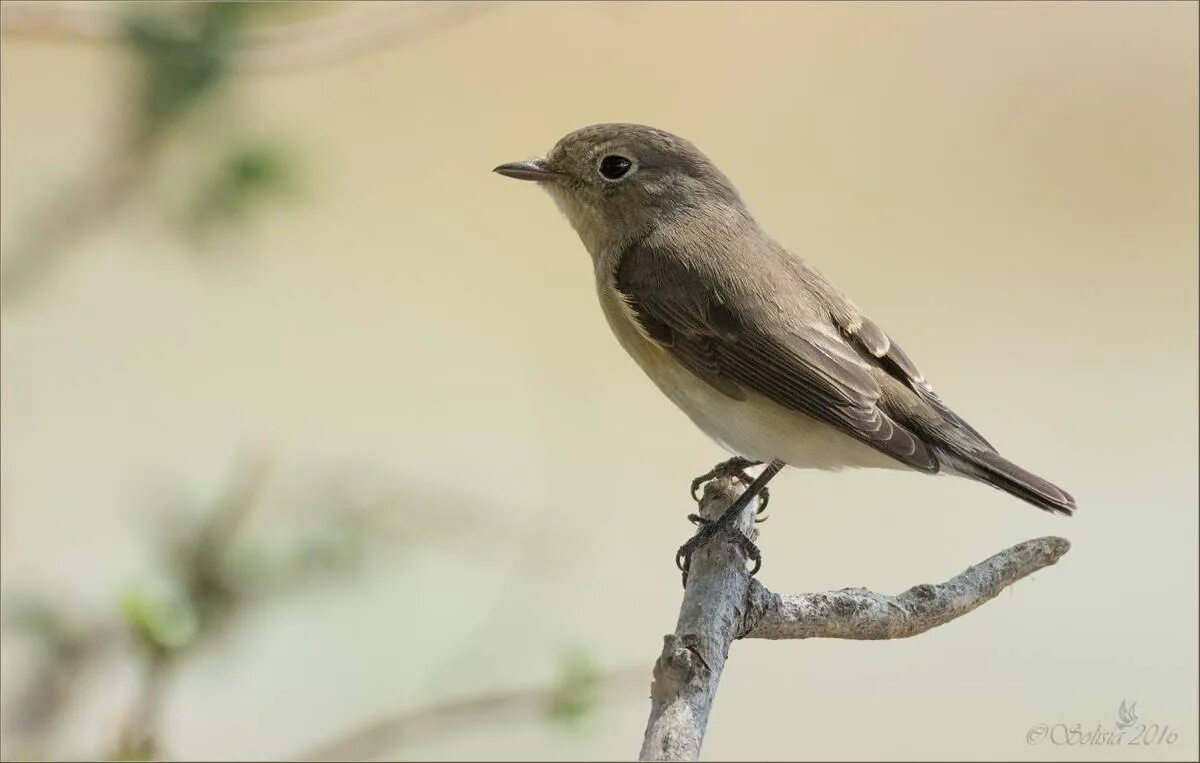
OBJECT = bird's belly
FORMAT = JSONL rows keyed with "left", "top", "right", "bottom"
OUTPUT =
{"left": 597, "top": 282, "right": 901, "bottom": 471}
{"left": 649, "top": 354, "right": 902, "bottom": 471}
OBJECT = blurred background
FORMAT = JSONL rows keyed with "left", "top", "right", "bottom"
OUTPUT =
{"left": 1, "top": 1, "right": 1196, "bottom": 760}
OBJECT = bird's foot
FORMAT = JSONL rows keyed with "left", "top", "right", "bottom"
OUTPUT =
{"left": 690, "top": 457, "right": 770, "bottom": 518}
{"left": 676, "top": 512, "right": 761, "bottom": 586}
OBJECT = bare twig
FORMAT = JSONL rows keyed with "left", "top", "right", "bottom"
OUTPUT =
{"left": 237, "top": 2, "right": 500, "bottom": 74}
{"left": 112, "top": 652, "right": 173, "bottom": 761}
{"left": 640, "top": 478, "right": 763, "bottom": 762}
{"left": 639, "top": 477, "right": 1071, "bottom": 761}
{"left": 741, "top": 536, "right": 1069, "bottom": 641}
{"left": 0, "top": 615, "right": 123, "bottom": 758}
{"left": 199, "top": 450, "right": 273, "bottom": 553}
{"left": 0, "top": 146, "right": 151, "bottom": 308}
{"left": 0, "top": 2, "right": 501, "bottom": 73}
{"left": 109, "top": 450, "right": 272, "bottom": 760}
{"left": 0, "top": 2, "right": 113, "bottom": 43}
{"left": 0, "top": 2, "right": 500, "bottom": 308}
{"left": 295, "top": 665, "right": 647, "bottom": 762}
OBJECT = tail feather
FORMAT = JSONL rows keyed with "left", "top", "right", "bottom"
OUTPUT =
{"left": 941, "top": 449, "right": 1076, "bottom": 516}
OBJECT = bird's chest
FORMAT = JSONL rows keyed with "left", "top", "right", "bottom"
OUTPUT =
{"left": 594, "top": 270, "right": 672, "bottom": 378}
{"left": 592, "top": 268, "right": 745, "bottom": 449}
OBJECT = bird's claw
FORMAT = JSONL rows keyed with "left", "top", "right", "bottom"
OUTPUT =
{"left": 676, "top": 519, "right": 762, "bottom": 586}
{"left": 690, "top": 457, "right": 770, "bottom": 516}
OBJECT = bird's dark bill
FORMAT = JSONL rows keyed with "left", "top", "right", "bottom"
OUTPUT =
{"left": 493, "top": 159, "right": 558, "bottom": 181}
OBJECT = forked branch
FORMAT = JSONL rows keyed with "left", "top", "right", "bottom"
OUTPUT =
{"left": 640, "top": 477, "right": 1070, "bottom": 761}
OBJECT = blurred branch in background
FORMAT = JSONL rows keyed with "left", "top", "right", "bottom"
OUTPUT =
{"left": 110, "top": 451, "right": 272, "bottom": 760}
{"left": 1, "top": 2, "right": 289, "bottom": 307}
{"left": 238, "top": 1, "right": 500, "bottom": 74}
{"left": 0, "top": 1, "right": 498, "bottom": 309}
{"left": 0, "top": 600, "right": 124, "bottom": 759}
{"left": 1, "top": 3, "right": 631, "bottom": 760}
{"left": 0, "top": 450, "right": 417, "bottom": 760}
{"left": 2, "top": 447, "right": 625, "bottom": 761}
{"left": 0, "top": 1, "right": 499, "bottom": 73}
{"left": 298, "top": 655, "right": 647, "bottom": 762}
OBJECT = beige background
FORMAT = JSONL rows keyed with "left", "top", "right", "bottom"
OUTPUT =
{"left": 2, "top": 1, "right": 1197, "bottom": 760}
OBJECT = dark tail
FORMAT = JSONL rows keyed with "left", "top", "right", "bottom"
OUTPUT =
{"left": 940, "top": 449, "right": 1076, "bottom": 516}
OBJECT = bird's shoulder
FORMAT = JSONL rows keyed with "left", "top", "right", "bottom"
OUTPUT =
{"left": 616, "top": 225, "right": 831, "bottom": 325}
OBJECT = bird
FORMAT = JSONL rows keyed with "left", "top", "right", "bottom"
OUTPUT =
{"left": 494, "top": 123, "right": 1074, "bottom": 576}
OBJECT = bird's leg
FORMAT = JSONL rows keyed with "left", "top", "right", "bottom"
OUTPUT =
{"left": 677, "top": 459, "right": 785, "bottom": 585}
{"left": 690, "top": 456, "right": 770, "bottom": 515}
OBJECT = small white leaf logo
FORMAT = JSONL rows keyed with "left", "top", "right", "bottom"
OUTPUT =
{"left": 1116, "top": 700, "right": 1138, "bottom": 730}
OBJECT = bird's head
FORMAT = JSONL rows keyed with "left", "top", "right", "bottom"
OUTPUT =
{"left": 494, "top": 123, "right": 747, "bottom": 256}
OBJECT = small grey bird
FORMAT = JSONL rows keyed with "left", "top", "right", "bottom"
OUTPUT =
{"left": 495, "top": 124, "right": 1074, "bottom": 573}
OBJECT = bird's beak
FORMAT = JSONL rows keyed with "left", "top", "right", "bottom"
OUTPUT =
{"left": 492, "top": 158, "right": 559, "bottom": 182}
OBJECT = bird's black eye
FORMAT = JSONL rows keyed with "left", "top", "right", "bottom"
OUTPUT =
{"left": 599, "top": 155, "right": 633, "bottom": 180}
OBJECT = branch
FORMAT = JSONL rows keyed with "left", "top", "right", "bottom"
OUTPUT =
{"left": 0, "top": 145, "right": 151, "bottom": 308}
{"left": 0, "top": 2, "right": 501, "bottom": 74}
{"left": 639, "top": 477, "right": 1070, "bottom": 761}
{"left": 0, "top": 2, "right": 500, "bottom": 307}
{"left": 640, "top": 478, "right": 762, "bottom": 762}
{"left": 237, "top": 2, "right": 500, "bottom": 74}
{"left": 742, "top": 535, "right": 1069, "bottom": 641}
{"left": 295, "top": 666, "right": 647, "bottom": 762}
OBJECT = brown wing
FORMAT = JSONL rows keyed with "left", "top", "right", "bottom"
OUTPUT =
{"left": 615, "top": 241, "right": 939, "bottom": 472}
{"left": 842, "top": 315, "right": 995, "bottom": 451}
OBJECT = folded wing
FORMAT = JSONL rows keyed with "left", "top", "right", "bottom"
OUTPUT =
{"left": 614, "top": 241, "right": 939, "bottom": 473}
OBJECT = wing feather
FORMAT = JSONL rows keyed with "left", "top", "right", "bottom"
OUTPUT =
{"left": 841, "top": 315, "right": 995, "bottom": 451}
{"left": 615, "top": 242, "right": 938, "bottom": 472}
